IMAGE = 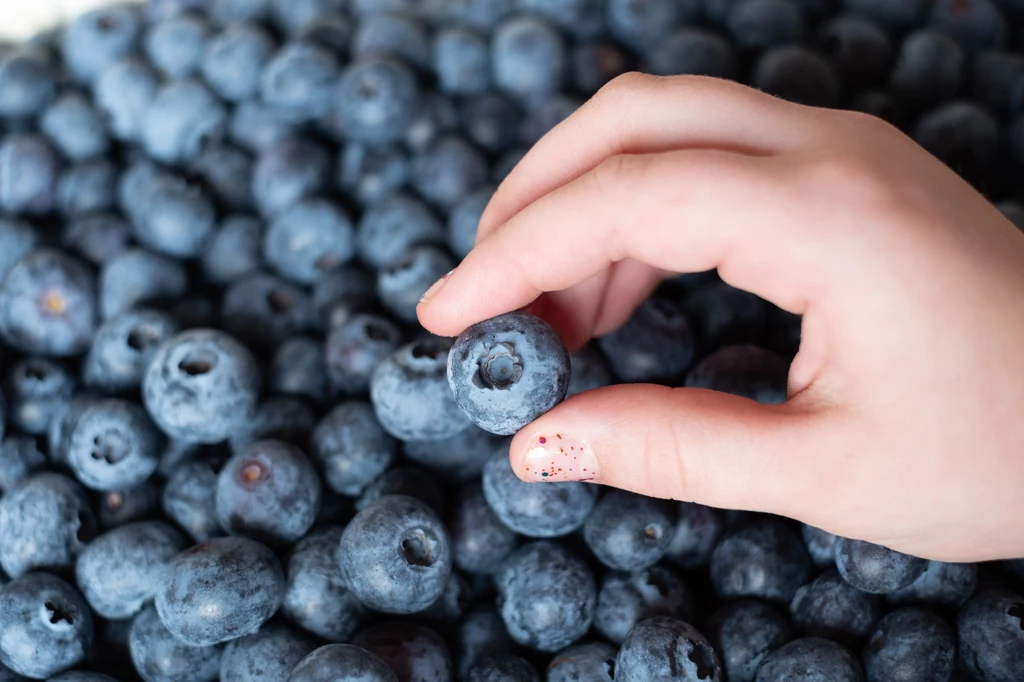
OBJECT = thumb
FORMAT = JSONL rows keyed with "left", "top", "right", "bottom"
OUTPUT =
{"left": 508, "top": 383, "right": 817, "bottom": 516}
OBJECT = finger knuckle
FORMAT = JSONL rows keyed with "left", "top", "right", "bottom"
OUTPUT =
{"left": 597, "top": 71, "right": 659, "bottom": 102}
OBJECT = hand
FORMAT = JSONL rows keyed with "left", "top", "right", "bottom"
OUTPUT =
{"left": 417, "top": 73, "right": 1024, "bottom": 563}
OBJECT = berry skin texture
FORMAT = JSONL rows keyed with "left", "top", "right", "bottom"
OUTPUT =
{"left": 547, "top": 642, "right": 617, "bottom": 682}
{"left": 64, "top": 398, "right": 164, "bottom": 491}
{"left": 496, "top": 541, "right": 596, "bottom": 653}
{"left": 129, "top": 605, "right": 222, "bottom": 682}
{"left": 142, "top": 329, "right": 261, "bottom": 445}
{"left": 885, "top": 559, "right": 977, "bottom": 608}
{"left": 615, "top": 616, "right": 724, "bottom": 682}
{"left": 862, "top": 608, "right": 954, "bottom": 682}
{"left": 599, "top": 296, "right": 696, "bottom": 384}
{"left": 0, "top": 573, "right": 93, "bottom": 679}
{"left": 710, "top": 519, "right": 813, "bottom": 603}
{"left": 155, "top": 536, "right": 285, "bottom": 647}
{"left": 334, "top": 58, "right": 421, "bottom": 146}
{"left": 956, "top": 588, "right": 1024, "bottom": 682}
{"left": 450, "top": 481, "right": 519, "bottom": 575}
{"left": 338, "top": 494, "right": 453, "bottom": 614}
{"left": 788, "top": 568, "right": 881, "bottom": 645}
{"left": 313, "top": 401, "right": 397, "bottom": 497}
{"left": 352, "top": 622, "right": 454, "bottom": 682}
{"left": 287, "top": 644, "right": 398, "bottom": 682}
{"left": 264, "top": 198, "right": 355, "bottom": 285}
{"left": 583, "top": 490, "right": 677, "bottom": 572}
{"left": 220, "top": 624, "right": 316, "bottom": 682}
{"left": 706, "top": 600, "right": 792, "bottom": 682}
{"left": 754, "top": 637, "right": 864, "bottom": 682}
{"left": 685, "top": 345, "right": 790, "bottom": 405}
{"left": 595, "top": 567, "right": 696, "bottom": 645}
{"left": 283, "top": 527, "right": 366, "bottom": 643}
{"left": 448, "top": 311, "right": 571, "bottom": 436}
{"left": 834, "top": 537, "right": 927, "bottom": 595}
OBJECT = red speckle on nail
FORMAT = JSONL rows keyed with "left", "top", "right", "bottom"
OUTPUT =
{"left": 539, "top": 437, "right": 546, "bottom": 444}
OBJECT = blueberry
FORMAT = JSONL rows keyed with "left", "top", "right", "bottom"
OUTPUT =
{"left": 144, "top": 14, "right": 211, "bottom": 78}
{"left": 457, "top": 607, "right": 515, "bottom": 679}
{"left": 547, "top": 642, "right": 617, "bottom": 682}
{"left": 788, "top": 568, "right": 881, "bottom": 645}
{"left": 0, "top": 573, "right": 93, "bottom": 678}
{"left": 201, "top": 23, "right": 276, "bottom": 102}
{"left": 64, "top": 398, "right": 163, "bottom": 491}
{"left": 273, "top": 336, "right": 329, "bottom": 401}
{"left": 228, "top": 397, "right": 317, "bottom": 456}
{"left": 358, "top": 194, "right": 445, "bottom": 270}
{"left": 727, "top": 0, "right": 806, "bottom": 49}
{"left": 261, "top": 43, "right": 339, "bottom": 124}
{"left": 283, "top": 526, "right": 365, "bottom": 642}
{"left": 127, "top": 168, "right": 217, "bottom": 258}
{"left": 405, "top": 92, "right": 461, "bottom": 154}
{"left": 0, "top": 472, "right": 95, "bottom": 577}
{"left": 585, "top": 491, "right": 675, "bottom": 571}
{"left": 264, "top": 198, "right": 355, "bottom": 284}
{"left": 353, "top": 12, "right": 431, "bottom": 69}
{"left": 665, "top": 502, "right": 724, "bottom": 570}
{"left": 706, "top": 600, "right": 792, "bottom": 682}
{"left": 0, "top": 219, "right": 37, "bottom": 282}
{"left": 615, "top": 616, "right": 723, "bottom": 682}
{"left": 814, "top": 16, "right": 891, "bottom": 90}
{"left": 491, "top": 16, "right": 566, "bottom": 103}
{"left": 357, "top": 464, "right": 445, "bottom": 514}
{"left": 202, "top": 215, "right": 263, "bottom": 284}
{"left": 56, "top": 158, "right": 117, "bottom": 218}
{"left": 404, "top": 424, "right": 501, "bottom": 482}
{"left": 5, "top": 357, "right": 75, "bottom": 435}
{"left": 0, "top": 52, "right": 56, "bottom": 119}
{"left": 839, "top": 0, "right": 927, "bottom": 30}
{"left": 755, "top": 637, "right": 864, "bottom": 682}
{"left": 378, "top": 247, "right": 455, "bottom": 323}
{"left": 313, "top": 401, "right": 397, "bottom": 497}
{"left": 974, "top": 49, "right": 1024, "bottom": 113}
{"left": 929, "top": 0, "right": 1006, "bottom": 52}
{"left": 862, "top": 608, "right": 954, "bottom": 682}
{"left": 433, "top": 29, "right": 490, "bottom": 97}
{"left": 288, "top": 644, "right": 399, "bottom": 682}
{"left": 572, "top": 42, "right": 628, "bottom": 95}
{"left": 339, "top": 494, "right": 453, "bottom": 614}
{"left": 957, "top": 588, "right": 1024, "bottom": 681}
{"left": 646, "top": 28, "right": 739, "bottom": 78}
{"left": 40, "top": 93, "right": 109, "bottom": 161}
{"left": 481, "top": 450, "right": 596, "bottom": 537}
{"left": 710, "top": 519, "right": 812, "bottom": 603}
{"left": 885, "top": 559, "right": 977, "bottom": 608}
{"left": 516, "top": 0, "right": 607, "bottom": 38}
{"left": 607, "top": 0, "right": 696, "bottom": 50}
{"left": 99, "top": 248, "right": 188, "bottom": 320}
{"left": 595, "top": 567, "right": 696, "bottom": 644}
{"left": 93, "top": 58, "right": 158, "bottom": 143}
{"left": 0, "top": 436, "right": 45, "bottom": 494}
{"left": 684, "top": 281, "right": 770, "bottom": 350}
{"left": 411, "top": 135, "right": 489, "bottom": 210}
{"left": 833, "top": 537, "right": 927, "bottom": 595}
{"left": 598, "top": 296, "right": 696, "bottom": 384}
{"left": 61, "top": 7, "right": 141, "bottom": 84}
{"left": 97, "top": 478, "right": 163, "bottom": 530}
{"left": 0, "top": 134, "right": 59, "bottom": 216}
{"left": 353, "top": 622, "right": 454, "bottom": 682}
{"left": 313, "top": 265, "right": 379, "bottom": 330}
{"left": 270, "top": 0, "right": 346, "bottom": 34}
{"left": 338, "top": 143, "right": 410, "bottom": 206}
{"left": 325, "top": 314, "right": 402, "bottom": 395}
{"left": 253, "top": 136, "right": 329, "bottom": 217}
{"left": 74, "top": 521, "right": 184, "bottom": 619}
{"left": 685, "top": 345, "right": 790, "bottom": 405}
{"left": 216, "top": 439, "right": 322, "bottom": 545}
{"left": 752, "top": 45, "right": 841, "bottom": 108}
{"left": 467, "top": 93, "right": 524, "bottom": 154}
{"left": 802, "top": 524, "right": 838, "bottom": 568}
{"left": 914, "top": 101, "right": 1000, "bottom": 183}
{"left": 222, "top": 273, "right": 313, "bottom": 354}
{"left": 228, "top": 101, "right": 300, "bottom": 153}
{"left": 300, "top": 14, "right": 355, "bottom": 53}
{"left": 450, "top": 482, "right": 519, "bottom": 575}
{"left": 890, "top": 29, "right": 964, "bottom": 109}
{"left": 446, "top": 188, "right": 491, "bottom": 260}
{"left": 371, "top": 338, "right": 472, "bottom": 441}
{"left": 220, "top": 624, "right": 316, "bottom": 682}
{"left": 141, "top": 80, "right": 227, "bottom": 165}
{"left": 209, "top": 0, "right": 271, "bottom": 24}
{"left": 335, "top": 58, "right": 420, "bottom": 145}
{"left": 467, "top": 655, "right": 539, "bottom": 682}
{"left": 128, "top": 605, "right": 222, "bottom": 682}
{"left": 495, "top": 540, "right": 595, "bottom": 652}
{"left": 189, "top": 142, "right": 255, "bottom": 212}
{"left": 143, "top": 329, "right": 260, "bottom": 444}
{"left": 156, "top": 536, "right": 285, "bottom": 646}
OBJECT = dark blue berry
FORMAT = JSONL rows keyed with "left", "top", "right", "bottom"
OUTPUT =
{"left": 814, "top": 15, "right": 891, "bottom": 90}
{"left": 467, "top": 655, "right": 539, "bottom": 682}
{"left": 491, "top": 16, "right": 566, "bottom": 103}
{"left": 189, "top": 143, "right": 255, "bottom": 212}
{"left": 128, "top": 605, "right": 222, "bottom": 682}
{"left": 789, "top": 568, "right": 881, "bottom": 645}
{"left": 5, "top": 357, "right": 75, "bottom": 435}
{"left": 885, "top": 559, "right": 977, "bottom": 608}
{"left": 283, "top": 526, "right": 365, "bottom": 642}
{"left": 141, "top": 79, "right": 226, "bottom": 165}
{"left": 0, "top": 436, "right": 45, "bottom": 494}
{"left": 40, "top": 92, "right": 109, "bottom": 161}
{"left": 61, "top": 7, "right": 141, "bottom": 85}
{"left": 127, "top": 168, "right": 217, "bottom": 258}
{"left": 666, "top": 502, "right": 724, "bottom": 570}
{"left": 0, "top": 134, "right": 59, "bottom": 216}
{"left": 752, "top": 45, "right": 841, "bottom": 108}
{"left": 202, "top": 215, "right": 262, "bottom": 285}
{"left": 802, "top": 524, "right": 838, "bottom": 568}
{"left": 64, "top": 398, "right": 163, "bottom": 491}
{"left": 710, "top": 519, "right": 812, "bottom": 603}
{"left": 222, "top": 273, "right": 313, "bottom": 354}
{"left": 201, "top": 23, "right": 275, "bottom": 103}
{"left": 685, "top": 345, "right": 790, "bottom": 405}
{"left": 99, "top": 248, "right": 188, "bottom": 320}
{"left": 357, "top": 193, "right": 445, "bottom": 270}
{"left": 97, "top": 478, "right": 163, "bottom": 530}
{"left": 162, "top": 459, "right": 223, "bottom": 542}
{"left": 335, "top": 58, "right": 420, "bottom": 145}
{"left": 457, "top": 607, "right": 515, "bottom": 679}
{"left": 595, "top": 567, "right": 696, "bottom": 644}
{"left": 313, "top": 401, "right": 397, "bottom": 497}
{"left": 862, "top": 608, "right": 954, "bottom": 682}
{"left": 325, "top": 314, "right": 402, "bottom": 395}
{"left": 220, "top": 624, "right": 316, "bottom": 682}
{"left": 615, "top": 616, "right": 723, "bottom": 682}
{"left": 647, "top": 27, "right": 739, "bottom": 78}
{"left": 584, "top": 490, "right": 676, "bottom": 571}
{"left": 144, "top": 14, "right": 211, "bottom": 78}
{"left": 352, "top": 622, "right": 454, "bottom": 682}
{"left": 833, "top": 537, "right": 927, "bottom": 595}
{"left": 598, "top": 296, "right": 696, "bottom": 384}
{"left": 338, "top": 143, "right": 409, "bottom": 206}
{"left": 264, "top": 198, "right": 355, "bottom": 284}
{"left": 272, "top": 336, "right": 328, "bottom": 401}
{"left": 288, "top": 644, "right": 398, "bottom": 682}
{"left": 404, "top": 424, "right": 501, "bottom": 481}
{"left": 450, "top": 482, "right": 519, "bottom": 575}
{"left": 434, "top": 27, "right": 491, "bottom": 95}
{"left": 706, "top": 600, "right": 792, "bottom": 682}
{"left": 547, "top": 642, "right": 617, "bottom": 682}
{"left": 607, "top": 0, "right": 695, "bottom": 50}
{"left": 93, "top": 58, "right": 158, "bottom": 143}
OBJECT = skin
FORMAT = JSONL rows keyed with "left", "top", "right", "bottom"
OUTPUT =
{"left": 417, "top": 73, "right": 1024, "bottom": 563}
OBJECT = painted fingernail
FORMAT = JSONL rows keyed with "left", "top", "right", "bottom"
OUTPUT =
{"left": 521, "top": 433, "right": 597, "bottom": 483}
{"left": 419, "top": 269, "right": 454, "bottom": 304}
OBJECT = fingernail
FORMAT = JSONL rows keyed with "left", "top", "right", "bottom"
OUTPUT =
{"left": 521, "top": 432, "right": 597, "bottom": 483}
{"left": 419, "top": 269, "right": 454, "bottom": 304}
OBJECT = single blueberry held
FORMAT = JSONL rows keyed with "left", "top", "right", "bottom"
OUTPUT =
{"left": 496, "top": 541, "right": 596, "bottom": 653}
{"left": 885, "top": 559, "right": 977, "bottom": 608}
{"left": 283, "top": 526, "right": 365, "bottom": 642}
{"left": 665, "top": 502, "right": 724, "bottom": 570}
{"left": 481, "top": 451, "right": 596, "bottom": 537}
{"left": 0, "top": 248, "right": 96, "bottom": 358}
{"left": 754, "top": 637, "right": 863, "bottom": 682}
{"left": 615, "top": 616, "right": 723, "bottom": 682}
{"left": 0, "top": 472, "right": 95, "bottom": 578}
{"left": 450, "top": 482, "right": 519, "bottom": 575}
{"left": 833, "top": 537, "right": 927, "bottom": 594}
{"left": 220, "top": 624, "right": 316, "bottom": 682}
{"left": 339, "top": 494, "right": 453, "bottom": 614}
{"left": 142, "top": 329, "right": 261, "bottom": 444}
{"left": 862, "top": 607, "right": 954, "bottom": 682}
{"left": 0, "top": 573, "right": 93, "bottom": 678}
{"left": 598, "top": 296, "right": 696, "bottom": 384}
{"left": 584, "top": 490, "right": 677, "bottom": 571}
{"left": 352, "top": 622, "right": 454, "bottom": 682}
{"left": 547, "top": 642, "right": 617, "bottom": 682}
{"left": 156, "top": 536, "right": 285, "bottom": 646}
{"left": 64, "top": 398, "right": 163, "bottom": 491}
{"left": 595, "top": 567, "right": 696, "bottom": 645}
{"left": 709, "top": 519, "right": 812, "bottom": 603}
{"left": 128, "top": 605, "right": 222, "bottom": 682}
{"left": 216, "top": 439, "right": 322, "bottom": 545}
{"left": 74, "top": 521, "right": 184, "bottom": 619}
{"left": 956, "top": 587, "right": 1024, "bottom": 681}
{"left": 789, "top": 568, "right": 881, "bottom": 645}
{"left": 370, "top": 338, "right": 473, "bottom": 441}
{"left": 448, "top": 311, "right": 570, "bottom": 436}
{"left": 288, "top": 644, "right": 398, "bottom": 682}
{"left": 706, "top": 600, "right": 792, "bottom": 682}
{"left": 312, "top": 401, "right": 397, "bottom": 497}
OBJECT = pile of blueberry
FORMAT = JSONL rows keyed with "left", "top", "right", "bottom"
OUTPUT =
{"left": 0, "top": 0, "right": 1021, "bottom": 680}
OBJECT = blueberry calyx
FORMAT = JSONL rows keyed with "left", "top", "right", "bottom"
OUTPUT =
{"left": 476, "top": 342, "right": 523, "bottom": 390}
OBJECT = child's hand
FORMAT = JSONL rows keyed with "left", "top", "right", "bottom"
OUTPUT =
{"left": 417, "top": 74, "right": 1024, "bottom": 563}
